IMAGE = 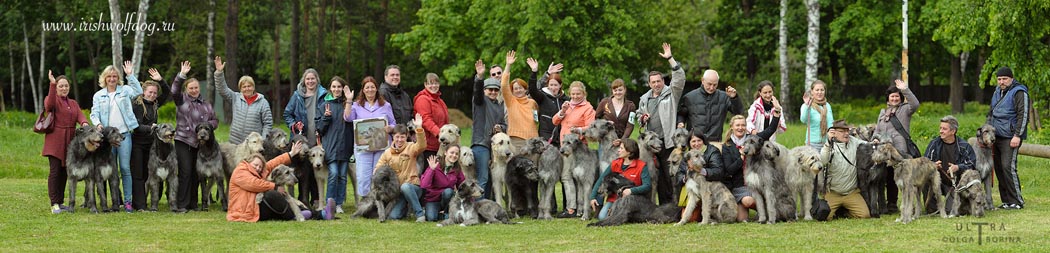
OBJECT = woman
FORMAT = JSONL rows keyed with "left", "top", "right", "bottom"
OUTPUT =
{"left": 129, "top": 68, "right": 168, "bottom": 211}
{"left": 414, "top": 73, "right": 449, "bottom": 165}
{"left": 721, "top": 112, "right": 779, "bottom": 222}
{"left": 42, "top": 70, "right": 89, "bottom": 214}
{"left": 552, "top": 81, "right": 596, "bottom": 141}
{"left": 589, "top": 139, "right": 651, "bottom": 220}
{"left": 528, "top": 58, "right": 567, "bottom": 145}
{"left": 214, "top": 56, "right": 273, "bottom": 144}
{"left": 469, "top": 59, "right": 507, "bottom": 199}
{"left": 501, "top": 51, "right": 539, "bottom": 149}
{"left": 595, "top": 79, "right": 636, "bottom": 141}
{"left": 746, "top": 81, "right": 786, "bottom": 142}
{"left": 672, "top": 128, "right": 727, "bottom": 222}
{"left": 284, "top": 68, "right": 326, "bottom": 206}
{"left": 318, "top": 76, "right": 353, "bottom": 213}
{"left": 343, "top": 76, "right": 396, "bottom": 198}
{"left": 375, "top": 114, "right": 426, "bottom": 222}
{"left": 872, "top": 79, "right": 916, "bottom": 214}
{"left": 227, "top": 142, "right": 336, "bottom": 222}
{"left": 171, "top": 60, "right": 218, "bottom": 212}
{"left": 420, "top": 145, "right": 466, "bottom": 221}
{"left": 89, "top": 61, "right": 143, "bottom": 213}
{"left": 800, "top": 80, "right": 833, "bottom": 149}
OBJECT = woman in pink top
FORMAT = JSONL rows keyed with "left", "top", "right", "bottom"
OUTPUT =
{"left": 551, "top": 81, "right": 596, "bottom": 140}
{"left": 420, "top": 145, "right": 465, "bottom": 221}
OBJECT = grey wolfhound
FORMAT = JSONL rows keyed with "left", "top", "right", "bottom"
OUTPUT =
{"left": 677, "top": 150, "right": 737, "bottom": 225}
{"left": 147, "top": 123, "right": 179, "bottom": 212}
{"left": 951, "top": 169, "right": 987, "bottom": 218}
{"left": 973, "top": 124, "right": 996, "bottom": 210}
{"left": 258, "top": 165, "right": 308, "bottom": 221}
{"left": 438, "top": 180, "right": 517, "bottom": 227}
{"left": 587, "top": 173, "right": 679, "bottom": 227}
{"left": 637, "top": 130, "right": 664, "bottom": 201}
{"left": 740, "top": 135, "right": 796, "bottom": 224}
{"left": 520, "top": 137, "right": 563, "bottom": 220}
{"left": 94, "top": 126, "right": 125, "bottom": 212}
{"left": 583, "top": 119, "right": 618, "bottom": 170}
{"left": 352, "top": 165, "right": 401, "bottom": 222}
{"left": 560, "top": 133, "right": 598, "bottom": 220}
{"left": 66, "top": 126, "right": 104, "bottom": 213}
{"left": 195, "top": 124, "right": 227, "bottom": 211}
{"left": 871, "top": 142, "right": 945, "bottom": 224}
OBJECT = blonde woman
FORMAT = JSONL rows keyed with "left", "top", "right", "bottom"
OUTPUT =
{"left": 89, "top": 61, "right": 142, "bottom": 213}
{"left": 214, "top": 56, "right": 273, "bottom": 144}
{"left": 800, "top": 80, "right": 833, "bottom": 150}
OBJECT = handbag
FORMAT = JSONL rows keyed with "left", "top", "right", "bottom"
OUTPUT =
{"left": 810, "top": 168, "right": 831, "bottom": 221}
{"left": 888, "top": 115, "right": 922, "bottom": 158}
{"left": 33, "top": 110, "right": 55, "bottom": 134}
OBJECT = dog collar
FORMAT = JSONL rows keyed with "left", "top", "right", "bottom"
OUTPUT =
{"left": 955, "top": 179, "right": 982, "bottom": 193}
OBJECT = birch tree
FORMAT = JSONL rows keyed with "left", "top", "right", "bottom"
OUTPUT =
{"left": 130, "top": 0, "right": 150, "bottom": 75}
{"left": 804, "top": 0, "right": 819, "bottom": 91}
{"left": 108, "top": 0, "right": 123, "bottom": 72}
{"left": 779, "top": 0, "right": 790, "bottom": 119}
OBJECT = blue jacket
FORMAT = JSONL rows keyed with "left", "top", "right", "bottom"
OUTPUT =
{"left": 988, "top": 81, "right": 1029, "bottom": 139}
{"left": 90, "top": 74, "right": 143, "bottom": 133}
{"left": 284, "top": 83, "right": 328, "bottom": 135}
{"left": 924, "top": 135, "right": 976, "bottom": 191}
{"left": 317, "top": 94, "right": 353, "bottom": 163}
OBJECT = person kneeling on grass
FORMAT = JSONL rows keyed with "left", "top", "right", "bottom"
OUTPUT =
{"left": 420, "top": 145, "right": 466, "bottom": 221}
{"left": 589, "top": 138, "right": 652, "bottom": 220}
{"left": 227, "top": 141, "right": 336, "bottom": 222}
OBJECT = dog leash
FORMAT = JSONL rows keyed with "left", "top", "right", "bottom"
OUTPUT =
{"left": 955, "top": 179, "right": 982, "bottom": 193}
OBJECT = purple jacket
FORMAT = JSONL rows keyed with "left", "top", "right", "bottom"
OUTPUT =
{"left": 420, "top": 165, "right": 464, "bottom": 203}
{"left": 344, "top": 100, "right": 397, "bottom": 126}
{"left": 172, "top": 74, "right": 218, "bottom": 148}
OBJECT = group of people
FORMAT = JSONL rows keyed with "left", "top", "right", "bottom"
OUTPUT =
{"left": 41, "top": 42, "right": 1030, "bottom": 223}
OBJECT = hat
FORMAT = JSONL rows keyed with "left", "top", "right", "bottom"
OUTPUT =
{"left": 996, "top": 67, "right": 1013, "bottom": 78}
{"left": 830, "top": 119, "right": 853, "bottom": 130}
{"left": 483, "top": 78, "right": 500, "bottom": 89}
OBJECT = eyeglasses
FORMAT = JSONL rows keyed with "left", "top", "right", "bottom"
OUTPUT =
{"left": 491, "top": 72, "right": 502, "bottom": 77}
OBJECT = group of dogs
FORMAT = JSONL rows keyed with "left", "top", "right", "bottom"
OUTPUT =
{"left": 65, "top": 123, "right": 333, "bottom": 214}
{"left": 63, "top": 119, "right": 996, "bottom": 227}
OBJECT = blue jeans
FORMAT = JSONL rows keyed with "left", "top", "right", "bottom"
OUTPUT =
{"left": 597, "top": 201, "right": 612, "bottom": 220}
{"left": 326, "top": 161, "right": 348, "bottom": 205}
{"left": 389, "top": 183, "right": 423, "bottom": 219}
{"left": 354, "top": 149, "right": 383, "bottom": 196}
{"left": 471, "top": 145, "right": 491, "bottom": 199}
{"left": 113, "top": 132, "right": 133, "bottom": 203}
{"left": 425, "top": 188, "right": 454, "bottom": 221}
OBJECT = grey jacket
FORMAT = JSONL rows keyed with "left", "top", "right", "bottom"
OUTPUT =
{"left": 637, "top": 62, "right": 686, "bottom": 149}
{"left": 820, "top": 136, "right": 868, "bottom": 195}
{"left": 873, "top": 87, "right": 919, "bottom": 156}
{"left": 472, "top": 76, "right": 507, "bottom": 147}
{"left": 215, "top": 71, "right": 273, "bottom": 144}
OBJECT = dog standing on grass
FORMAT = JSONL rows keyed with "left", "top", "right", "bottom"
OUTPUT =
{"left": 677, "top": 150, "right": 737, "bottom": 225}
{"left": 560, "top": 133, "right": 598, "bottom": 220}
{"left": 490, "top": 132, "right": 514, "bottom": 210}
{"left": 583, "top": 119, "right": 619, "bottom": 170}
{"left": 147, "top": 123, "right": 180, "bottom": 212}
{"left": 871, "top": 143, "right": 945, "bottom": 224}
{"left": 974, "top": 124, "right": 997, "bottom": 210}
{"left": 740, "top": 135, "right": 797, "bottom": 224}
{"left": 221, "top": 132, "right": 265, "bottom": 186}
{"left": 195, "top": 124, "right": 227, "bottom": 211}
{"left": 636, "top": 131, "right": 664, "bottom": 201}
{"left": 520, "top": 137, "right": 563, "bottom": 220}
{"left": 95, "top": 126, "right": 125, "bottom": 212}
{"left": 66, "top": 126, "right": 104, "bottom": 213}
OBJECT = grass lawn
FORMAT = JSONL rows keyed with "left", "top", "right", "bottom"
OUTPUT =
{"left": 2, "top": 101, "right": 1048, "bottom": 251}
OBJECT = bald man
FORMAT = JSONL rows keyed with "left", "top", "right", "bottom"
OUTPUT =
{"left": 677, "top": 69, "right": 744, "bottom": 142}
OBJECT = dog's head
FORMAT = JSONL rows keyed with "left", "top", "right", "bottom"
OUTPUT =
{"left": 459, "top": 148, "right": 475, "bottom": 167}
{"left": 793, "top": 147, "right": 823, "bottom": 174}
{"left": 457, "top": 180, "right": 484, "bottom": 199}
{"left": 560, "top": 133, "right": 583, "bottom": 156}
{"left": 373, "top": 164, "right": 399, "bottom": 185}
{"left": 684, "top": 150, "right": 706, "bottom": 173}
{"left": 509, "top": 155, "right": 538, "bottom": 180}
{"left": 75, "top": 126, "right": 104, "bottom": 152}
{"left": 850, "top": 124, "right": 876, "bottom": 141}
{"left": 667, "top": 148, "right": 684, "bottom": 170}
{"left": 438, "top": 124, "right": 461, "bottom": 145}
{"left": 244, "top": 132, "right": 266, "bottom": 154}
{"left": 759, "top": 140, "right": 782, "bottom": 160}
{"left": 740, "top": 135, "right": 763, "bottom": 157}
{"left": 672, "top": 128, "right": 690, "bottom": 149}
{"left": 267, "top": 164, "right": 298, "bottom": 186}
{"left": 308, "top": 146, "right": 326, "bottom": 170}
{"left": 870, "top": 142, "right": 904, "bottom": 166}
{"left": 289, "top": 134, "right": 309, "bottom": 157}
{"left": 977, "top": 124, "right": 996, "bottom": 148}
{"left": 153, "top": 123, "right": 176, "bottom": 144}
{"left": 101, "top": 126, "right": 124, "bottom": 148}
{"left": 267, "top": 128, "right": 290, "bottom": 150}
{"left": 520, "top": 137, "right": 548, "bottom": 156}
{"left": 639, "top": 131, "right": 664, "bottom": 153}
{"left": 597, "top": 173, "right": 634, "bottom": 197}
{"left": 491, "top": 132, "right": 513, "bottom": 159}
{"left": 195, "top": 124, "right": 214, "bottom": 143}
{"left": 583, "top": 119, "right": 615, "bottom": 141}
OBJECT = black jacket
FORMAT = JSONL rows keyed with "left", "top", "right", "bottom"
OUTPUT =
{"left": 380, "top": 82, "right": 414, "bottom": 126}
{"left": 471, "top": 76, "right": 507, "bottom": 147}
{"left": 713, "top": 114, "right": 779, "bottom": 189}
{"left": 530, "top": 71, "right": 569, "bottom": 145}
{"left": 924, "top": 135, "right": 976, "bottom": 192}
{"left": 131, "top": 79, "right": 167, "bottom": 144}
{"left": 678, "top": 89, "right": 743, "bottom": 142}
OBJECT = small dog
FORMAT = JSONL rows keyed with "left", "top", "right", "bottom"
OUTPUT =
{"left": 560, "top": 133, "right": 598, "bottom": 220}
{"left": 66, "top": 126, "right": 104, "bottom": 213}
{"left": 352, "top": 165, "right": 401, "bottom": 222}
{"left": 583, "top": 119, "right": 618, "bottom": 170}
{"left": 195, "top": 124, "right": 227, "bottom": 211}
{"left": 974, "top": 124, "right": 996, "bottom": 210}
{"left": 587, "top": 173, "right": 679, "bottom": 227}
{"left": 677, "top": 150, "right": 737, "bottom": 225}
{"left": 951, "top": 169, "right": 987, "bottom": 217}
{"left": 637, "top": 131, "right": 664, "bottom": 200}
{"left": 438, "top": 180, "right": 517, "bottom": 226}
{"left": 506, "top": 155, "right": 538, "bottom": 218}
{"left": 788, "top": 146, "right": 823, "bottom": 220}
{"left": 258, "top": 165, "right": 308, "bottom": 221}
{"left": 460, "top": 148, "right": 476, "bottom": 182}
{"left": 871, "top": 142, "right": 945, "bottom": 224}
{"left": 94, "top": 126, "right": 125, "bottom": 212}
{"left": 437, "top": 124, "right": 461, "bottom": 158}
{"left": 740, "top": 136, "right": 796, "bottom": 224}
{"left": 520, "top": 137, "right": 563, "bottom": 220}
{"left": 147, "top": 123, "right": 179, "bottom": 212}
{"left": 490, "top": 132, "right": 514, "bottom": 210}
{"left": 262, "top": 128, "right": 290, "bottom": 160}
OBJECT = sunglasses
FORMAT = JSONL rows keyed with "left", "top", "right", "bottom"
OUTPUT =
{"left": 490, "top": 71, "right": 502, "bottom": 77}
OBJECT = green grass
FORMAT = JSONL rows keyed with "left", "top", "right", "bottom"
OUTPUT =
{"left": 2, "top": 102, "right": 1049, "bottom": 251}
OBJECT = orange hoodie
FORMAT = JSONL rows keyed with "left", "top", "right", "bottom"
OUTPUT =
{"left": 501, "top": 71, "right": 539, "bottom": 139}
{"left": 227, "top": 153, "right": 292, "bottom": 222}
{"left": 551, "top": 100, "right": 596, "bottom": 141}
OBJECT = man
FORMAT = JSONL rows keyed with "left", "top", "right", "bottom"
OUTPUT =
{"left": 637, "top": 42, "right": 686, "bottom": 205}
{"left": 819, "top": 120, "right": 870, "bottom": 219}
{"left": 677, "top": 69, "right": 744, "bottom": 142}
{"left": 380, "top": 65, "right": 413, "bottom": 126}
{"left": 985, "top": 66, "right": 1030, "bottom": 210}
{"left": 923, "top": 115, "right": 976, "bottom": 210}
{"left": 471, "top": 59, "right": 507, "bottom": 199}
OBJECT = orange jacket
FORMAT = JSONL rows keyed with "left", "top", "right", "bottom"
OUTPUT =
{"left": 551, "top": 101, "right": 595, "bottom": 141}
{"left": 227, "top": 153, "right": 292, "bottom": 222}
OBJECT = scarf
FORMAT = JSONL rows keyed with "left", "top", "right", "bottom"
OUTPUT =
{"left": 244, "top": 93, "right": 259, "bottom": 106}
{"left": 879, "top": 104, "right": 900, "bottom": 123}
{"left": 569, "top": 99, "right": 585, "bottom": 107}
{"left": 810, "top": 100, "right": 828, "bottom": 137}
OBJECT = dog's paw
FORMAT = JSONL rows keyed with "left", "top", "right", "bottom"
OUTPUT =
{"left": 673, "top": 222, "right": 685, "bottom": 226}
{"left": 459, "top": 224, "right": 467, "bottom": 227}
{"left": 436, "top": 223, "right": 444, "bottom": 227}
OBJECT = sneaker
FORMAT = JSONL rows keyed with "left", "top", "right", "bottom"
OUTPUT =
{"left": 336, "top": 206, "right": 345, "bottom": 214}
{"left": 1000, "top": 203, "right": 1023, "bottom": 210}
{"left": 323, "top": 198, "right": 336, "bottom": 220}
{"left": 51, "top": 204, "right": 63, "bottom": 214}
{"left": 415, "top": 216, "right": 426, "bottom": 223}
{"left": 124, "top": 201, "right": 134, "bottom": 213}
{"left": 556, "top": 210, "right": 577, "bottom": 219}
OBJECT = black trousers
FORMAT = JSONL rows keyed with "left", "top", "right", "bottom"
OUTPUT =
{"left": 130, "top": 137, "right": 152, "bottom": 210}
{"left": 259, "top": 190, "right": 322, "bottom": 221}
{"left": 175, "top": 141, "right": 200, "bottom": 210}
{"left": 655, "top": 148, "right": 674, "bottom": 205}
{"left": 992, "top": 138, "right": 1025, "bottom": 206}
{"left": 47, "top": 156, "right": 67, "bottom": 205}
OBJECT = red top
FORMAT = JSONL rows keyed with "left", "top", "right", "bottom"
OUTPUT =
{"left": 41, "top": 81, "right": 88, "bottom": 165}
{"left": 413, "top": 89, "right": 448, "bottom": 151}
{"left": 606, "top": 158, "right": 646, "bottom": 203}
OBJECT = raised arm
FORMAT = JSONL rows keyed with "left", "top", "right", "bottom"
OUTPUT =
{"left": 213, "top": 56, "right": 237, "bottom": 102}
{"left": 122, "top": 61, "right": 143, "bottom": 97}
{"left": 472, "top": 59, "right": 486, "bottom": 105}
{"left": 663, "top": 43, "right": 686, "bottom": 98}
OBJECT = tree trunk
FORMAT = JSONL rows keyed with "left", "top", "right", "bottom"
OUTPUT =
{"left": 374, "top": 0, "right": 389, "bottom": 78}
{"left": 3, "top": 46, "right": 11, "bottom": 112}
{"left": 974, "top": 48, "right": 986, "bottom": 103}
{"left": 317, "top": 0, "right": 326, "bottom": 70}
{"left": 69, "top": 28, "right": 80, "bottom": 102}
{"left": 221, "top": 0, "right": 241, "bottom": 123}
{"left": 273, "top": 0, "right": 283, "bottom": 121}
{"left": 291, "top": 0, "right": 300, "bottom": 94}
{"left": 949, "top": 55, "right": 963, "bottom": 113}
{"left": 36, "top": 24, "right": 45, "bottom": 113}
{"left": 109, "top": 0, "right": 124, "bottom": 73}
{"left": 18, "top": 46, "right": 26, "bottom": 111}
{"left": 778, "top": 0, "right": 790, "bottom": 120}
{"left": 901, "top": 0, "right": 909, "bottom": 87}
{"left": 804, "top": 0, "right": 820, "bottom": 91}
{"left": 24, "top": 24, "right": 42, "bottom": 114}
{"left": 130, "top": 0, "right": 150, "bottom": 76}
{"left": 209, "top": 0, "right": 218, "bottom": 118}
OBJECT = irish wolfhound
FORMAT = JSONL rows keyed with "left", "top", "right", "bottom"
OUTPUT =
{"left": 221, "top": 132, "right": 265, "bottom": 182}
{"left": 788, "top": 146, "right": 823, "bottom": 220}
{"left": 195, "top": 124, "right": 227, "bottom": 211}
{"left": 852, "top": 137, "right": 888, "bottom": 218}
{"left": 490, "top": 132, "right": 514, "bottom": 210}
{"left": 740, "top": 136, "right": 796, "bottom": 224}
{"left": 147, "top": 123, "right": 179, "bottom": 212}
{"left": 352, "top": 165, "right": 401, "bottom": 222}
{"left": 288, "top": 134, "right": 319, "bottom": 210}
{"left": 871, "top": 143, "right": 945, "bottom": 224}
{"left": 506, "top": 155, "right": 538, "bottom": 218}
{"left": 560, "top": 133, "right": 598, "bottom": 220}
{"left": 307, "top": 145, "right": 327, "bottom": 209}
{"left": 677, "top": 150, "right": 737, "bottom": 225}
{"left": 637, "top": 130, "right": 664, "bottom": 200}
{"left": 460, "top": 148, "right": 476, "bottom": 182}
{"left": 437, "top": 124, "right": 461, "bottom": 158}
{"left": 262, "top": 128, "right": 289, "bottom": 160}
{"left": 66, "top": 126, "right": 104, "bottom": 213}
{"left": 587, "top": 173, "right": 679, "bottom": 227}
{"left": 520, "top": 137, "right": 563, "bottom": 220}
{"left": 951, "top": 169, "right": 987, "bottom": 218}
{"left": 438, "top": 180, "right": 517, "bottom": 226}
{"left": 974, "top": 124, "right": 996, "bottom": 210}
{"left": 94, "top": 126, "right": 125, "bottom": 212}
{"left": 258, "top": 165, "right": 308, "bottom": 221}
{"left": 583, "top": 119, "right": 618, "bottom": 170}
{"left": 850, "top": 124, "right": 877, "bottom": 142}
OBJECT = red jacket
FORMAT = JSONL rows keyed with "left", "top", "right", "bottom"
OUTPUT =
{"left": 414, "top": 89, "right": 448, "bottom": 151}
{"left": 606, "top": 159, "right": 647, "bottom": 203}
{"left": 41, "top": 81, "right": 88, "bottom": 165}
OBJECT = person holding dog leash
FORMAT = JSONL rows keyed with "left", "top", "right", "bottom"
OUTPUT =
{"left": 872, "top": 79, "right": 919, "bottom": 215}
{"left": 89, "top": 61, "right": 143, "bottom": 213}
{"left": 171, "top": 60, "right": 218, "bottom": 212}
{"left": 228, "top": 141, "right": 336, "bottom": 222}
{"left": 129, "top": 68, "right": 168, "bottom": 211}
{"left": 819, "top": 120, "right": 871, "bottom": 219}
{"left": 41, "top": 70, "right": 90, "bottom": 214}
{"left": 589, "top": 138, "right": 652, "bottom": 220}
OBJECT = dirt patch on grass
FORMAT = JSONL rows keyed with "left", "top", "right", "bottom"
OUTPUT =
{"left": 448, "top": 109, "right": 473, "bottom": 129}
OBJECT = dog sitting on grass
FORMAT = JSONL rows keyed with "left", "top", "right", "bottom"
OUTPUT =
{"left": 438, "top": 180, "right": 517, "bottom": 227}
